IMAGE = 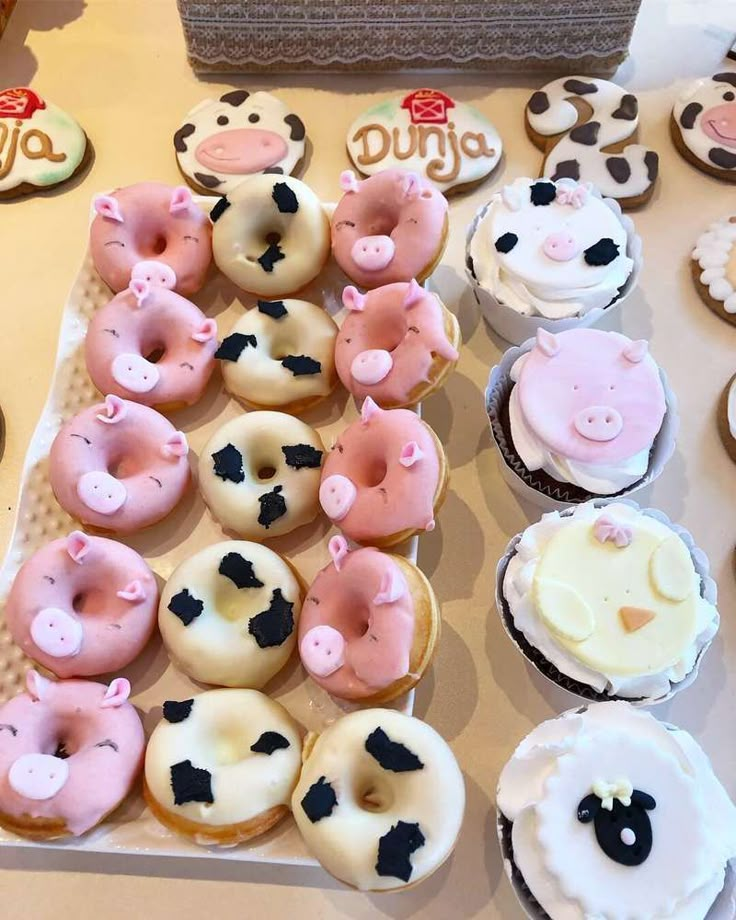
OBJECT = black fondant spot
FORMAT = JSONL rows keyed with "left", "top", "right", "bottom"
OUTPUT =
{"left": 301, "top": 776, "right": 337, "bottom": 823}
{"left": 218, "top": 552, "right": 264, "bottom": 589}
{"left": 168, "top": 589, "right": 204, "bottom": 627}
{"left": 376, "top": 821, "right": 426, "bottom": 882}
{"left": 578, "top": 790, "right": 655, "bottom": 867}
{"left": 679, "top": 102, "right": 703, "bottom": 130}
{"left": 163, "top": 699, "right": 194, "bottom": 724}
{"left": 714, "top": 72, "right": 736, "bottom": 88}
{"left": 174, "top": 123, "right": 195, "bottom": 153}
{"left": 563, "top": 78, "right": 598, "bottom": 95}
{"left": 466, "top": 253, "right": 475, "bottom": 277}
{"left": 248, "top": 587, "right": 294, "bottom": 647}
{"left": 170, "top": 760, "right": 214, "bottom": 806}
{"left": 215, "top": 333, "right": 257, "bottom": 362}
{"left": 210, "top": 195, "right": 231, "bottom": 221}
{"left": 605, "top": 156, "right": 632, "bottom": 184}
{"left": 281, "top": 444, "right": 323, "bottom": 469}
{"left": 248, "top": 113, "right": 260, "bottom": 124}
{"left": 284, "top": 113, "right": 306, "bottom": 142}
{"left": 365, "top": 727, "right": 424, "bottom": 773}
{"left": 644, "top": 150, "right": 659, "bottom": 182}
{"left": 281, "top": 354, "right": 321, "bottom": 376}
{"left": 212, "top": 443, "right": 245, "bottom": 483}
{"left": 272, "top": 182, "right": 299, "bottom": 214}
{"left": 528, "top": 91, "right": 550, "bottom": 115}
{"left": 725, "top": 91, "right": 736, "bottom": 102}
{"left": 258, "top": 484, "right": 287, "bottom": 528}
{"left": 263, "top": 167, "right": 285, "bottom": 175}
{"left": 529, "top": 181, "right": 557, "bottom": 206}
{"left": 495, "top": 232, "right": 518, "bottom": 254}
{"left": 258, "top": 241, "right": 285, "bottom": 273}
{"left": 250, "top": 731, "right": 290, "bottom": 755}
{"left": 612, "top": 94, "right": 638, "bottom": 121}
{"left": 220, "top": 89, "right": 250, "bottom": 106}
{"left": 569, "top": 121, "right": 600, "bottom": 145}
{"left": 195, "top": 172, "right": 223, "bottom": 190}
{"left": 551, "top": 159, "right": 581, "bottom": 182}
{"left": 709, "top": 147, "right": 736, "bottom": 169}
{"left": 257, "top": 299, "right": 288, "bottom": 319}
{"left": 217, "top": 115, "right": 229, "bottom": 126}
{"left": 584, "top": 238, "right": 620, "bottom": 266}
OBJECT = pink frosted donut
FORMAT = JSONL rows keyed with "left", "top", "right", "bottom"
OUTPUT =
{"left": 331, "top": 169, "right": 449, "bottom": 289}
{"left": 5, "top": 531, "right": 158, "bottom": 679}
{"left": 49, "top": 395, "right": 190, "bottom": 534}
{"left": 89, "top": 182, "right": 212, "bottom": 295}
{"left": 0, "top": 671, "right": 145, "bottom": 839}
{"left": 319, "top": 397, "right": 448, "bottom": 547}
{"left": 337, "top": 279, "right": 460, "bottom": 408}
{"left": 85, "top": 279, "right": 218, "bottom": 410}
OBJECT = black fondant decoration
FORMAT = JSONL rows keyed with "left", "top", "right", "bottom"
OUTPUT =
{"left": 258, "top": 241, "right": 285, "bottom": 273}
{"left": 584, "top": 238, "right": 620, "bottom": 266}
{"left": 174, "top": 123, "right": 195, "bottom": 153}
{"left": 257, "top": 484, "right": 287, "bottom": 528}
{"left": 528, "top": 91, "right": 550, "bottom": 115}
{"left": 218, "top": 552, "right": 264, "bottom": 589}
{"left": 250, "top": 731, "right": 290, "bottom": 755}
{"left": 170, "top": 760, "right": 214, "bottom": 806}
{"left": 494, "top": 232, "right": 518, "bottom": 254}
{"left": 168, "top": 589, "right": 204, "bottom": 627}
{"left": 272, "top": 182, "right": 299, "bottom": 214}
{"left": 570, "top": 121, "right": 600, "bottom": 146}
{"left": 365, "top": 727, "right": 424, "bottom": 773}
{"left": 248, "top": 588, "right": 294, "bottom": 647}
{"left": 714, "top": 72, "right": 736, "bottom": 88}
{"left": 284, "top": 113, "right": 306, "bottom": 141}
{"left": 163, "top": 699, "right": 194, "bottom": 724}
{"left": 605, "top": 156, "right": 632, "bottom": 185}
{"left": 0, "top": 724, "right": 17, "bottom": 736}
{"left": 679, "top": 102, "right": 703, "bottom": 130}
{"left": 563, "top": 79, "right": 598, "bottom": 95}
{"left": 709, "top": 147, "right": 736, "bottom": 170}
{"left": 220, "top": 89, "right": 250, "bottom": 106}
{"left": 194, "top": 172, "right": 223, "bottom": 190}
{"left": 281, "top": 354, "right": 321, "bottom": 376}
{"left": 301, "top": 776, "right": 337, "bottom": 823}
{"left": 217, "top": 115, "right": 229, "bottom": 126}
{"left": 644, "top": 150, "right": 659, "bottom": 182}
{"left": 577, "top": 789, "right": 656, "bottom": 867}
{"left": 529, "top": 181, "right": 557, "bottom": 206}
{"left": 281, "top": 443, "right": 323, "bottom": 469}
{"left": 263, "top": 167, "right": 284, "bottom": 175}
{"left": 215, "top": 333, "right": 257, "bottom": 362}
{"left": 210, "top": 195, "right": 231, "bottom": 220}
{"left": 248, "top": 113, "right": 260, "bottom": 124}
{"left": 551, "top": 159, "right": 581, "bottom": 182}
{"left": 375, "top": 821, "right": 426, "bottom": 881}
{"left": 257, "top": 299, "right": 288, "bottom": 319}
{"left": 612, "top": 94, "right": 638, "bottom": 121}
{"left": 212, "top": 443, "right": 245, "bottom": 483}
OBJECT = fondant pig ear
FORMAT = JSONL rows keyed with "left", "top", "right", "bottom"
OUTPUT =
{"left": 373, "top": 566, "right": 406, "bottom": 605}
{"left": 399, "top": 441, "right": 424, "bottom": 467}
{"left": 129, "top": 278, "right": 151, "bottom": 307}
{"left": 66, "top": 530, "right": 91, "bottom": 564}
{"left": 93, "top": 194, "right": 123, "bottom": 223}
{"left": 501, "top": 185, "right": 522, "bottom": 211}
{"left": 170, "top": 186, "right": 193, "bottom": 214}
{"left": 342, "top": 286, "right": 366, "bottom": 312}
{"left": 622, "top": 339, "right": 648, "bottom": 364}
{"left": 97, "top": 394, "right": 127, "bottom": 424}
{"left": 402, "top": 279, "right": 423, "bottom": 309}
{"left": 328, "top": 535, "right": 349, "bottom": 571}
{"left": 402, "top": 172, "right": 421, "bottom": 199}
{"left": 360, "top": 396, "right": 382, "bottom": 424}
{"left": 162, "top": 431, "right": 188, "bottom": 459}
{"left": 339, "top": 170, "right": 361, "bottom": 193}
{"left": 116, "top": 579, "right": 146, "bottom": 602}
{"left": 100, "top": 678, "right": 131, "bottom": 709}
{"left": 191, "top": 318, "right": 218, "bottom": 343}
{"left": 26, "top": 670, "right": 52, "bottom": 702}
{"left": 536, "top": 328, "right": 560, "bottom": 357}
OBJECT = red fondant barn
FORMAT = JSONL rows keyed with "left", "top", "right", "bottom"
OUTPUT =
{"left": 400, "top": 89, "right": 455, "bottom": 125}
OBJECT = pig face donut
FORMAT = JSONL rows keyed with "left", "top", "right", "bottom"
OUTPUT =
{"left": 0, "top": 671, "right": 144, "bottom": 839}
{"left": 691, "top": 214, "right": 736, "bottom": 325}
{"left": 672, "top": 73, "right": 736, "bottom": 181}
{"left": 159, "top": 540, "right": 303, "bottom": 688}
{"left": 49, "top": 395, "right": 190, "bottom": 534}
{"left": 5, "top": 531, "right": 157, "bottom": 679}
{"left": 174, "top": 89, "right": 306, "bottom": 195}
{"left": 299, "top": 536, "right": 439, "bottom": 703}
{"left": 292, "top": 708, "right": 465, "bottom": 891}
{"left": 85, "top": 280, "right": 218, "bottom": 411}
{"left": 89, "top": 182, "right": 212, "bottom": 296}
{"left": 319, "top": 398, "right": 448, "bottom": 547}
{"left": 216, "top": 298, "right": 338, "bottom": 414}
{"left": 337, "top": 280, "right": 459, "bottom": 408}
{"left": 331, "top": 169, "right": 449, "bottom": 289}
{"left": 144, "top": 689, "right": 302, "bottom": 846}
{"left": 211, "top": 173, "right": 330, "bottom": 297}
{"left": 198, "top": 411, "right": 324, "bottom": 540}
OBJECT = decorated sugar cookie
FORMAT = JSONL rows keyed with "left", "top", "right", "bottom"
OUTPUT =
{"left": 672, "top": 73, "right": 736, "bottom": 181}
{"left": 0, "top": 87, "right": 88, "bottom": 199}
{"left": 346, "top": 88, "right": 502, "bottom": 194}
{"left": 525, "top": 77, "right": 658, "bottom": 208}
{"left": 174, "top": 90, "right": 306, "bottom": 195}
{"left": 691, "top": 214, "right": 736, "bottom": 324}
{"left": 717, "top": 373, "right": 736, "bottom": 464}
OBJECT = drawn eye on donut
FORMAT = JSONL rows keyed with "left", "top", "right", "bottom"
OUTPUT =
{"left": 43, "top": 575, "right": 56, "bottom": 584}
{"left": 406, "top": 218, "right": 418, "bottom": 224}
{"left": 70, "top": 433, "right": 92, "bottom": 445}
{"left": 149, "top": 476, "right": 163, "bottom": 488}
{"left": 103, "top": 328, "right": 120, "bottom": 338}
{"left": 408, "top": 325, "right": 420, "bottom": 334}
{"left": 94, "top": 739, "right": 119, "bottom": 752}
{"left": 179, "top": 362, "right": 195, "bottom": 370}
{"left": 103, "top": 240, "right": 125, "bottom": 248}
{"left": 334, "top": 220, "right": 356, "bottom": 230}
{"left": 0, "top": 724, "right": 18, "bottom": 736}
{"left": 183, "top": 235, "right": 200, "bottom": 243}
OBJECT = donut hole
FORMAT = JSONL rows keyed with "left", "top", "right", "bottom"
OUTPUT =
{"left": 257, "top": 466, "right": 277, "bottom": 481}
{"left": 265, "top": 231, "right": 281, "bottom": 246}
{"left": 72, "top": 589, "right": 104, "bottom": 615}
{"left": 144, "top": 346, "right": 166, "bottom": 364}
{"left": 151, "top": 235, "right": 167, "bottom": 256}
{"left": 363, "top": 456, "right": 388, "bottom": 488}
{"left": 354, "top": 773, "right": 394, "bottom": 813}
{"left": 54, "top": 741, "right": 71, "bottom": 760}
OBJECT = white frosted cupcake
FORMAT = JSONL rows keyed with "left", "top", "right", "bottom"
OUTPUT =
{"left": 497, "top": 702, "right": 736, "bottom": 919}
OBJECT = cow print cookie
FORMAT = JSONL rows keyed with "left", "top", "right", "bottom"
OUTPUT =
{"left": 497, "top": 702, "right": 736, "bottom": 919}
{"left": 144, "top": 688, "right": 302, "bottom": 846}
{"left": 672, "top": 73, "right": 736, "bottom": 181}
{"left": 198, "top": 410, "right": 324, "bottom": 541}
{"left": 0, "top": 87, "right": 90, "bottom": 199}
{"left": 159, "top": 540, "right": 303, "bottom": 688}
{"left": 293, "top": 709, "right": 464, "bottom": 890}
{"left": 691, "top": 214, "right": 736, "bottom": 325}
{"left": 346, "top": 88, "right": 502, "bottom": 194}
{"left": 174, "top": 90, "right": 306, "bottom": 196}
{"left": 525, "top": 77, "right": 658, "bottom": 208}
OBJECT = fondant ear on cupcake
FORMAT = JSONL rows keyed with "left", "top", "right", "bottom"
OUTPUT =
{"left": 100, "top": 677, "right": 131, "bottom": 708}
{"left": 536, "top": 328, "right": 560, "bottom": 357}
{"left": 328, "top": 535, "right": 350, "bottom": 571}
{"left": 26, "top": 670, "right": 53, "bottom": 702}
{"left": 96, "top": 394, "right": 127, "bottom": 424}
{"left": 170, "top": 186, "right": 193, "bottom": 214}
{"left": 622, "top": 339, "right": 648, "bottom": 363}
{"left": 340, "top": 170, "right": 361, "bottom": 193}
{"left": 66, "top": 530, "right": 91, "bottom": 564}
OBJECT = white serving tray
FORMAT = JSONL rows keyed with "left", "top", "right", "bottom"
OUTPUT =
{"left": 0, "top": 197, "right": 416, "bottom": 865}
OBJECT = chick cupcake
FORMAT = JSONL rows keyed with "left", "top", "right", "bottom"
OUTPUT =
{"left": 467, "top": 177, "right": 641, "bottom": 345}
{"left": 497, "top": 702, "right": 736, "bottom": 919}
{"left": 496, "top": 501, "right": 719, "bottom": 704}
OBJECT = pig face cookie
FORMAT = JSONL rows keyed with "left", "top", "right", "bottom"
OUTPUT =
{"left": 691, "top": 214, "right": 736, "bottom": 324}
{"left": 672, "top": 73, "right": 736, "bottom": 181}
{"left": 499, "top": 502, "right": 719, "bottom": 703}
{"left": 0, "top": 87, "right": 89, "bottom": 199}
{"left": 174, "top": 90, "right": 306, "bottom": 196}
{"left": 346, "top": 88, "right": 502, "bottom": 194}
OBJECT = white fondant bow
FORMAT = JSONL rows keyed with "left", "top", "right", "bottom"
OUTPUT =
{"left": 592, "top": 777, "right": 633, "bottom": 811}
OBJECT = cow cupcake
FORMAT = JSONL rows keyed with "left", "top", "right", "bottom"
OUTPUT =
{"left": 486, "top": 327, "right": 678, "bottom": 506}
{"left": 496, "top": 501, "right": 719, "bottom": 704}
{"left": 466, "top": 177, "right": 641, "bottom": 344}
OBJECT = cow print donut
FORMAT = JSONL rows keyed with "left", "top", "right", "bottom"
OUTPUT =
{"left": 292, "top": 709, "right": 464, "bottom": 890}
{"left": 159, "top": 540, "right": 303, "bottom": 688}
{"left": 144, "top": 689, "right": 302, "bottom": 846}
{"left": 672, "top": 73, "right": 736, "bottom": 181}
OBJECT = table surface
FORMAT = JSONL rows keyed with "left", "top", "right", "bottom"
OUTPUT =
{"left": 2, "top": 1, "right": 736, "bottom": 917}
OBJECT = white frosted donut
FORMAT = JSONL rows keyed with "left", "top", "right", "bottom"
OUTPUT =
{"left": 198, "top": 411, "right": 324, "bottom": 539}
{"left": 159, "top": 540, "right": 303, "bottom": 688}
{"left": 211, "top": 174, "right": 330, "bottom": 297}
{"left": 144, "top": 689, "right": 302, "bottom": 846}
{"left": 216, "top": 298, "right": 338, "bottom": 414}
{"left": 292, "top": 708, "right": 465, "bottom": 890}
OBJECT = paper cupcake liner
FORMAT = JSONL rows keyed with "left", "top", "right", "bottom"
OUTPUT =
{"left": 494, "top": 499, "right": 718, "bottom": 706}
{"left": 466, "top": 190, "right": 643, "bottom": 346}
{"left": 485, "top": 339, "right": 680, "bottom": 513}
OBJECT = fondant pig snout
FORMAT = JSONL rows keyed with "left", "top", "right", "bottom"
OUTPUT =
{"left": 77, "top": 471, "right": 127, "bottom": 515}
{"left": 131, "top": 260, "right": 177, "bottom": 290}
{"left": 319, "top": 474, "right": 357, "bottom": 521}
{"left": 350, "top": 349, "right": 393, "bottom": 385}
{"left": 8, "top": 753, "right": 70, "bottom": 801}
{"left": 574, "top": 406, "right": 623, "bottom": 441}
{"left": 542, "top": 231, "right": 580, "bottom": 262}
{"left": 30, "top": 607, "right": 83, "bottom": 658}
{"left": 350, "top": 235, "right": 396, "bottom": 272}
{"left": 111, "top": 353, "right": 160, "bottom": 394}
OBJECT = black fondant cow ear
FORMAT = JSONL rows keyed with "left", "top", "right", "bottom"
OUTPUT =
{"left": 215, "top": 333, "right": 257, "bottom": 362}
{"left": 218, "top": 552, "right": 264, "bottom": 589}
{"left": 168, "top": 589, "right": 204, "bottom": 627}
{"left": 494, "top": 232, "right": 518, "bottom": 254}
{"left": 301, "top": 776, "right": 337, "bottom": 822}
{"left": 281, "top": 354, "right": 321, "bottom": 376}
{"left": 248, "top": 587, "right": 294, "bottom": 647}
{"left": 679, "top": 102, "right": 703, "bottom": 130}
{"left": 272, "top": 182, "right": 299, "bottom": 214}
{"left": 375, "top": 821, "right": 426, "bottom": 882}
{"left": 631, "top": 790, "right": 656, "bottom": 811}
{"left": 530, "top": 181, "right": 557, "bottom": 206}
{"left": 281, "top": 444, "right": 323, "bottom": 469}
{"left": 210, "top": 196, "right": 231, "bottom": 222}
{"left": 284, "top": 113, "right": 306, "bottom": 142}
{"left": 250, "top": 731, "right": 290, "bottom": 755}
{"left": 212, "top": 443, "right": 245, "bottom": 483}
{"left": 257, "top": 484, "right": 287, "bottom": 528}
{"left": 584, "top": 238, "right": 620, "bottom": 266}
{"left": 163, "top": 699, "right": 194, "bottom": 723}
{"left": 577, "top": 793, "right": 601, "bottom": 823}
{"left": 365, "top": 727, "right": 424, "bottom": 773}
{"left": 257, "top": 299, "right": 288, "bottom": 319}
{"left": 173, "top": 123, "right": 195, "bottom": 153}
{"left": 714, "top": 72, "right": 736, "bottom": 88}
{"left": 220, "top": 89, "right": 250, "bottom": 106}
{"left": 170, "top": 759, "right": 213, "bottom": 805}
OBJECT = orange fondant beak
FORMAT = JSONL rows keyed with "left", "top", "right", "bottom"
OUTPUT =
{"left": 619, "top": 606, "right": 656, "bottom": 633}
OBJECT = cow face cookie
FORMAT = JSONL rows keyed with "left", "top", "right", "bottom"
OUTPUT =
{"left": 0, "top": 87, "right": 88, "bottom": 199}
{"left": 672, "top": 73, "right": 736, "bottom": 181}
{"left": 717, "top": 373, "right": 736, "bottom": 465}
{"left": 174, "top": 90, "right": 306, "bottom": 196}
{"left": 346, "top": 89, "right": 502, "bottom": 194}
{"left": 692, "top": 215, "right": 736, "bottom": 324}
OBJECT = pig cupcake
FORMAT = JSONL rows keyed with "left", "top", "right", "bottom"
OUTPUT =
{"left": 466, "top": 177, "right": 641, "bottom": 345}
{"left": 486, "top": 328, "right": 678, "bottom": 507}
{"left": 496, "top": 501, "right": 719, "bottom": 704}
